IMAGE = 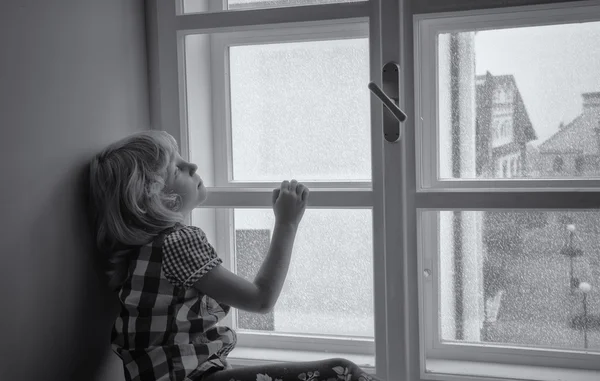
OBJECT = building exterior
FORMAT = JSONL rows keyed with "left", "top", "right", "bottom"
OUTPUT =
{"left": 475, "top": 72, "right": 537, "bottom": 337}
{"left": 475, "top": 71, "right": 538, "bottom": 179}
{"left": 536, "top": 92, "right": 600, "bottom": 177}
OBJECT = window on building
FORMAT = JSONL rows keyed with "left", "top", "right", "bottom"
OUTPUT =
{"left": 554, "top": 156, "right": 564, "bottom": 172}
{"left": 575, "top": 156, "right": 584, "bottom": 174}
{"left": 494, "top": 89, "right": 504, "bottom": 103}
{"left": 512, "top": 158, "right": 517, "bottom": 177}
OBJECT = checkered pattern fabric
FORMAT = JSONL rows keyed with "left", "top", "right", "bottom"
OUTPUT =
{"left": 111, "top": 223, "right": 237, "bottom": 381}
{"left": 162, "top": 225, "right": 221, "bottom": 289}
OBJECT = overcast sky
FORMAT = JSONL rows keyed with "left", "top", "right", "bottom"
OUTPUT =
{"left": 475, "top": 21, "right": 600, "bottom": 145}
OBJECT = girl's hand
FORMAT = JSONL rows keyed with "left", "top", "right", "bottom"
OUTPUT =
{"left": 272, "top": 179, "right": 309, "bottom": 227}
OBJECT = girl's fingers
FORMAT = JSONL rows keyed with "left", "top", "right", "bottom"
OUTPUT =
{"left": 301, "top": 188, "right": 309, "bottom": 201}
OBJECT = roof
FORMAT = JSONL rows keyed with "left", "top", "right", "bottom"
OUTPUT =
{"left": 538, "top": 113, "right": 600, "bottom": 155}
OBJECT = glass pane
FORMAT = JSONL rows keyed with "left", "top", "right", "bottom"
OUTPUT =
{"left": 234, "top": 208, "right": 373, "bottom": 337}
{"left": 229, "top": 39, "right": 371, "bottom": 182}
{"left": 181, "top": 0, "right": 363, "bottom": 14}
{"left": 434, "top": 210, "right": 600, "bottom": 351}
{"left": 437, "top": 22, "right": 600, "bottom": 180}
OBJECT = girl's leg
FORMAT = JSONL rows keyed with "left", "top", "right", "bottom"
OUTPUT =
{"left": 201, "top": 358, "right": 382, "bottom": 381}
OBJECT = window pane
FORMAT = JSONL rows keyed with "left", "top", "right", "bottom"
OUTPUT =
{"left": 181, "top": 0, "right": 363, "bottom": 14}
{"left": 437, "top": 22, "right": 600, "bottom": 180}
{"left": 234, "top": 208, "right": 373, "bottom": 337}
{"left": 433, "top": 210, "right": 600, "bottom": 351}
{"left": 229, "top": 39, "right": 371, "bottom": 182}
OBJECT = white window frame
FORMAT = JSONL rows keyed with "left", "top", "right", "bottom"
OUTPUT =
{"left": 146, "top": 0, "right": 600, "bottom": 379}
{"left": 414, "top": 1, "right": 600, "bottom": 380}
{"left": 146, "top": 0, "right": 389, "bottom": 377}
{"left": 415, "top": 0, "right": 600, "bottom": 193}
{"left": 207, "top": 20, "right": 375, "bottom": 356}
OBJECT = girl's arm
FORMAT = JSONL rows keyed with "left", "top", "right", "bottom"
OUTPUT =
{"left": 193, "top": 221, "right": 298, "bottom": 314}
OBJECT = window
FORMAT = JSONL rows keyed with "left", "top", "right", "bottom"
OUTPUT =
{"left": 576, "top": 156, "right": 585, "bottom": 173}
{"left": 189, "top": 22, "right": 375, "bottom": 357}
{"left": 493, "top": 89, "right": 504, "bottom": 103}
{"left": 554, "top": 156, "right": 564, "bottom": 172}
{"left": 510, "top": 158, "right": 515, "bottom": 177}
{"left": 147, "top": 0, "right": 385, "bottom": 376}
{"left": 180, "top": 0, "right": 364, "bottom": 14}
{"left": 232, "top": 209, "right": 373, "bottom": 337}
{"left": 492, "top": 120, "right": 499, "bottom": 141}
{"left": 416, "top": 1, "right": 600, "bottom": 380}
{"left": 151, "top": 0, "right": 600, "bottom": 379}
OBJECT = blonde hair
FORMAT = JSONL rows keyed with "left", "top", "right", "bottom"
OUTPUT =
{"left": 89, "top": 130, "right": 185, "bottom": 255}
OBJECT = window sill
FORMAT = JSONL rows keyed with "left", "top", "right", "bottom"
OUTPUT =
{"left": 228, "top": 346, "right": 376, "bottom": 375}
{"left": 426, "top": 359, "right": 600, "bottom": 381}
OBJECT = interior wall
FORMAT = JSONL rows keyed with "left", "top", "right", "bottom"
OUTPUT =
{"left": 0, "top": 1, "right": 149, "bottom": 380}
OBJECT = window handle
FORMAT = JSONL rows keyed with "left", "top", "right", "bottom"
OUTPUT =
{"left": 368, "top": 61, "right": 407, "bottom": 143}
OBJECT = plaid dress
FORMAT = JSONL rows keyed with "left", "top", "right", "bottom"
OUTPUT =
{"left": 111, "top": 223, "right": 237, "bottom": 381}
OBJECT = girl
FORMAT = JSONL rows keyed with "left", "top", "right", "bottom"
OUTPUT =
{"left": 89, "top": 130, "right": 381, "bottom": 381}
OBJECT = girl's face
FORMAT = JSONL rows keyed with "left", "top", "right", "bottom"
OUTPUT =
{"left": 164, "top": 151, "right": 207, "bottom": 215}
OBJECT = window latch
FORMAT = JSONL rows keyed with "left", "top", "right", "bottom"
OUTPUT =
{"left": 368, "top": 61, "right": 407, "bottom": 143}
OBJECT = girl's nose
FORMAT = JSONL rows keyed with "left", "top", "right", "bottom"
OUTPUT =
{"left": 189, "top": 163, "right": 198, "bottom": 175}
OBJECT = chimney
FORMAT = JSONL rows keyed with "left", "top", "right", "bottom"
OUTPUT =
{"left": 582, "top": 92, "right": 600, "bottom": 112}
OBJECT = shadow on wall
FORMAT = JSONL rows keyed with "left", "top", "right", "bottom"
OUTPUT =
{"left": 26, "top": 161, "right": 122, "bottom": 381}
{"left": 80, "top": 162, "right": 124, "bottom": 381}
